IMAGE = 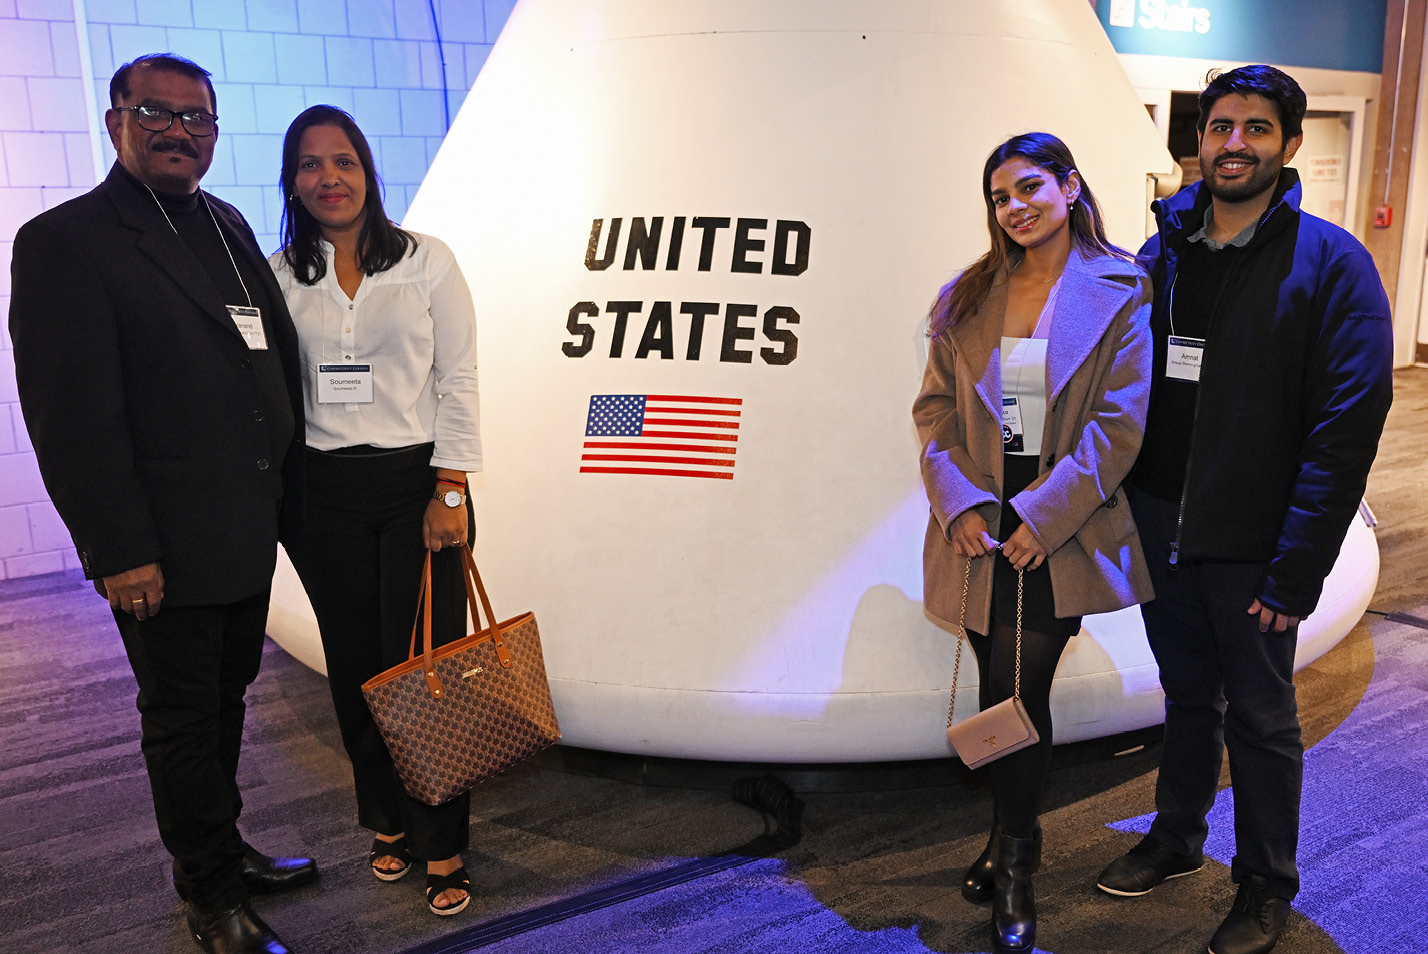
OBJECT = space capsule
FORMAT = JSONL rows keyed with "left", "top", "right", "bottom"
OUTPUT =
{"left": 267, "top": 0, "right": 1379, "bottom": 761}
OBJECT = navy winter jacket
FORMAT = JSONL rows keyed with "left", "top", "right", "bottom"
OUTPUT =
{"left": 1138, "top": 169, "right": 1393, "bottom": 617}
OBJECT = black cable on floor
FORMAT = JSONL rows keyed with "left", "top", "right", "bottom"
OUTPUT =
{"left": 397, "top": 774, "right": 805, "bottom": 954}
{"left": 1364, "top": 608, "right": 1428, "bottom": 630}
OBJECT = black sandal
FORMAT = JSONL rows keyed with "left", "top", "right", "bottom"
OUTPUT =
{"left": 369, "top": 836, "right": 412, "bottom": 882}
{"left": 426, "top": 866, "right": 471, "bottom": 916}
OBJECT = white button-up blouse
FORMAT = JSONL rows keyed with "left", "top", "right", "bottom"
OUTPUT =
{"left": 269, "top": 233, "right": 483, "bottom": 471}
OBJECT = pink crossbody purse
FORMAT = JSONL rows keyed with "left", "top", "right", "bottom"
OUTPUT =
{"left": 945, "top": 560, "right": 1040, "bottom": 769}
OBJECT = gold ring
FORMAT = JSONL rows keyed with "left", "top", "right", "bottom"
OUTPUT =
{"left": 132, "top": 598, "right": 145, "bottom": 603}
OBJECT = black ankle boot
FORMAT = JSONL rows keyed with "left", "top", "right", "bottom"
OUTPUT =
{"left": 992, "top": 833, "right": 1037, "bottom": 954}
{"left": 962, "top": 825, "right": 999, "bottom": 903}
{"left": 964, "top": 822, "right": 1041, "bottom": 904}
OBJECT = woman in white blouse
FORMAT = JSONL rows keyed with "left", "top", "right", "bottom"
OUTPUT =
{"left": 913, "top": 133, "right": 1153, "bottom": 954}
{"left": 270, "top": 105, "right": 481, "bottom": 917}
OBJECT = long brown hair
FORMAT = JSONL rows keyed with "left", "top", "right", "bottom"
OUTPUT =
{"left": 929, "top": 132, "right": 1132, "bottom": 336}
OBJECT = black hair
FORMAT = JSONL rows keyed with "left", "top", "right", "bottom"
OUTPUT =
{"left": 109, "top": 53, "right": 216, "bottom": 113}
{"left": 278, "top": 105, "right": 415, "bottom": 285}
{"left": 1197, "top": 65, "right": 1306, "bottom": 141}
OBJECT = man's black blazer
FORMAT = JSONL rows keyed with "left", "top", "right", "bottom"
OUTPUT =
{"left": 9, "top": 163, "right": 306, "bottom": 606}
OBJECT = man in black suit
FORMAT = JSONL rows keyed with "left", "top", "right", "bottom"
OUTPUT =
{"left": 10, "top": 54, "right": 314, "bottom": 954}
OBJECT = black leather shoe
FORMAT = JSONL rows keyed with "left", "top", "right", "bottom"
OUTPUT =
{"left": 239, "top": 848, "right": 318, "bottom": 895}
{"left": 991, "top": 833, "right": 1037, "bottom": 953}
{"left": 963, "top": 822, "right": 1042, "bottom": 904}
{"left": 1096, "top": 833, "right": 1203, "bottom": 897}
{"left": 185, "top": 900, "right": 291, "bottom": 954}
{"left": 173, "top": 849, "right": 317, "bottom": 902}
{"left": 1208, "top": 875, "right": 1291, "bottom": 954}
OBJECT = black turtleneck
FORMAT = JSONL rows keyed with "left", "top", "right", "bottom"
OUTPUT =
{"left": 120, "top": 165, "right": 295, "bottom": 480}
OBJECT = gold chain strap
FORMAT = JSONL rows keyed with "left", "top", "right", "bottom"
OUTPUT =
{"left": 946, "top": 559, "right": 971, "bottom": 728}
{"left": 947, "top": 560, "right": 1025, "bottom": 728}
{"left": 1015, "top": 565, "right": 1024, "bottom": 698}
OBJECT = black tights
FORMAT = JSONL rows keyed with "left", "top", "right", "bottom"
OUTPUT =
{"left": 967, "top": 622, "right": 1074, "bottom": 838}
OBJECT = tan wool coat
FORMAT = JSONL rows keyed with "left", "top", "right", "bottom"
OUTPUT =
{"left": 914, "top": 248, "right": 1155, "bottom": 635}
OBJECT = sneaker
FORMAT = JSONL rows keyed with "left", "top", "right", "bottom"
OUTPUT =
{"left": 1096, "top": 833, "right": 1204, "bottom": 897}
{"left": 1208, "top": 875, "right": 1290, "bottom": 954}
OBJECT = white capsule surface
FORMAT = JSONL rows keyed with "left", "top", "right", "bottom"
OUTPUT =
{"left": 267, "top": 0, "right": 1376, "bottom": 761}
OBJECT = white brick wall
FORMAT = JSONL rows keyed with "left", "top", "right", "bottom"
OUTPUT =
{"left": 0, "top": 0, "right": 510, "bottom": 580}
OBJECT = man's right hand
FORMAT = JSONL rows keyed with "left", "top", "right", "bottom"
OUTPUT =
{"left": 105, "top": 562, "right": 165, "bottom": 620}
{"left": 949, "top": 510, "right": 1000, "bottom": 558}
{"left": 1247, "top": 598, "right": 1301, "bottom": 634}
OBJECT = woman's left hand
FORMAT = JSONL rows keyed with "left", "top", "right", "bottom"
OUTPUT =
{"left": 1001, "top": 523, "right": 1047, "bottom": 571}
{"left": 424, "top": 499, "right": 468, "bottom": 551}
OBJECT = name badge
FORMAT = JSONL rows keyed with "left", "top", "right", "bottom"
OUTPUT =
{"left": 1166, "top": 335, "right": 1205, "bottom": 382}
{"left": 1001, "top": 397, "right": 1025, "bottom": 453}
{"left": 227, "top": 305, "right": 268, "bottom": 350}
{"left": 317, "top": 364, "right": 374, "bottom": 404}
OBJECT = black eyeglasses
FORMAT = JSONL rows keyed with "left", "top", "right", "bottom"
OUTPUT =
{"left": 115, "top": 105, "right": 218, "bottom": 136}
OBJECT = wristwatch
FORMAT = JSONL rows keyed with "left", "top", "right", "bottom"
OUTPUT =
{"left": 433, "top": 488, "right": 465, "bottom": 508}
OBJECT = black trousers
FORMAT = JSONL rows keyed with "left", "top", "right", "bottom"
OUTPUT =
{"left": 966, "top": 453, "right": 1080, "bottom": 838}
{"left": 114, "top": 588, "right": 271, "bottom": 912}
{"left": 1131, "top": 487, "right": 1302, "bottom": 900}
{"left": 285, "top": 444, "right": 473, "bottom": 861}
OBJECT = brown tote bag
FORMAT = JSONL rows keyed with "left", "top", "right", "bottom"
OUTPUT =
{"left": 944, "top": 559, "right": 1040, "bottom": 770}
{"left": 361, "top": 545, "right": 561, "bottom": 806}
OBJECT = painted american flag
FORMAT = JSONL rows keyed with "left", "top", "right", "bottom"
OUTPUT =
{"left": 580, "top": 394, "right": 742, "bottom": 480}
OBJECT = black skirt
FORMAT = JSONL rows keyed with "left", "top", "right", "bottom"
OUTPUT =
{"left": 991, "top": 452, "right": 1082, "bottom": 638}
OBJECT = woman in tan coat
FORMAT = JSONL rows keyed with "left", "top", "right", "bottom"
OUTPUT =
{"left": 914, "top": 132, "right": 1153, "bottom": 954}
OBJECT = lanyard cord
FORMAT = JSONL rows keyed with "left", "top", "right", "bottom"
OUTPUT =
{"left": 143, "top": 184, "right": 253, "bottom": 308}
{"left": 1167, "top": 271, "right": 1179, "bottom": 338}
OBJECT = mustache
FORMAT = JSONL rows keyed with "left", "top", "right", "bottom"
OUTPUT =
{"left": 152, "top": 140, "right": 199, "bottom": 158}
{"left": 1215, "top": 151, "right": 1258, "bottom": 167}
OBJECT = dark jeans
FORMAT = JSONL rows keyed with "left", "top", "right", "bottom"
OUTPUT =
{"left": 285, "top": 444, "right": 473, "bottom": 861}
{"left": 114, "top": 588, "right": 271, "bottom": 913}
{"left": 1131, "top": 487, "right": 1302, "bottom": 900}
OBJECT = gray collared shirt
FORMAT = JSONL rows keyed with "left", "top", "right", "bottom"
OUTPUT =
{"left": 1187, "top": 204, "right": 1258, "bottom": 251}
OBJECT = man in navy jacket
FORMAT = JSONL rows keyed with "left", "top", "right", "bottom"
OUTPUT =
{"left": 10, "top": 54, "right": 314, "bottom": 954}
{"left": 1094, "top": 65, "right": 1393, "bottom": 954}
